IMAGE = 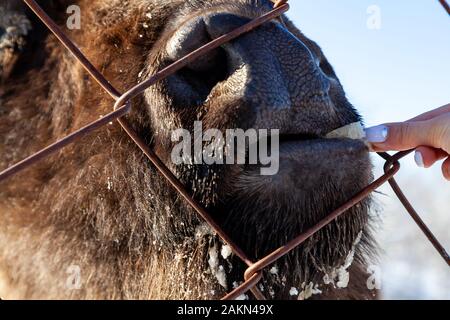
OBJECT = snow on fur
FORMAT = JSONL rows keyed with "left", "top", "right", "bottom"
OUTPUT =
{"left": 208, "top": 244, "right": 227, "bottom": 289}
{"left": 323, "top": 231, "right": 363, "bottom": 289}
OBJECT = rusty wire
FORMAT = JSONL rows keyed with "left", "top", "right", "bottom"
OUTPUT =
{"left": 440, "top": 0, "right": 450, "bottom": 15}
{"left": 0, "top": 0, "right": 448, "bottom": 300}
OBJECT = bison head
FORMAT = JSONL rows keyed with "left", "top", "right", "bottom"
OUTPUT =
{"left": 0, "top": 0, "right": 374, "bottom": 299}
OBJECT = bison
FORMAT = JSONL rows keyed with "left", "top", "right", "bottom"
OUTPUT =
{"left": 0, "top": 0, "right": 376, "bottom": 299}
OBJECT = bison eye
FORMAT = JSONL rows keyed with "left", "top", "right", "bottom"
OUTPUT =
{"left": 166, "top": 17, "right": 229, "bottom": 99}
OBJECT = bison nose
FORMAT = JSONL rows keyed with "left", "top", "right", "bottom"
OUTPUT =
{"left": 166, "top": 12, "right": 331, "bottom": 128}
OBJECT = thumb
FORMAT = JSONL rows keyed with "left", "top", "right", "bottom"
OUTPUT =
{"left": 365, "top": 119, "right": 444, "bottom": 152}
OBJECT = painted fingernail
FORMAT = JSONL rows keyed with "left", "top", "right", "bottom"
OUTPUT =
{"left": 364, "top": 125, "right": 389, "bottom": 143}
{"left": 414, "top": 151, "right": 425, "bottom": 168}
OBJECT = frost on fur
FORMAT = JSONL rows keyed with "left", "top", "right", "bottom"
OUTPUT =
{"left": 289, "top": 287, "right": 299, "bottom": 296}
{"left": 269, "top": 265, "right": 279, "bottom": 275}
{"left": 208, "top": 244, "right": 227, "bottom": 289}
{"left": 0, "top": 5, "right": 32, "bottom": 79}
{"left": 220, "top": 245, "right": 232, "bottom": 260}
{"left": 298, "top": 282, "right": 323, "bottom": 300}
{"left": 323, "top": 231, "right": 363, "bottom": 289}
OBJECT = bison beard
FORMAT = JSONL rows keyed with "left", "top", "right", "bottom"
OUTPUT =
{"left": 0, "top": 0, "right": 376, "bottom": 299}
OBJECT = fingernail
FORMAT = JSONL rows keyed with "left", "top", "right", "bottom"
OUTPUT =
{"left": 414, "top": 151, "right": 425, "bottom": 168}
{"left": 364, "top": 125, "right": 389, "bottom": 143}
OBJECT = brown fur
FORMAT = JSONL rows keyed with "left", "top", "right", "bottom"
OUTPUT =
{"left": 0, "top": 0, "right": 377, "bottom": 299}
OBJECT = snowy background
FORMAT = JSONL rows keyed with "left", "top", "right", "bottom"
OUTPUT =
{"left": 288, "top": 0, "right": 450, "bottom": 299}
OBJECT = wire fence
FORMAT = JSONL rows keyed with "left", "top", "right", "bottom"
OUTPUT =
{"left": 440, "top": 0, "right": 450, "bottom": 15}
{"left": 0, "top": 0, "right": 448, "bottom": 300}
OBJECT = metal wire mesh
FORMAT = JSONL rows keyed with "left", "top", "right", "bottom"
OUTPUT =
{"left": 440, "top": 0, "right": 450, "bottom": 15}
{"left": 0, "top": 0, "right": 448, "bottom": 300}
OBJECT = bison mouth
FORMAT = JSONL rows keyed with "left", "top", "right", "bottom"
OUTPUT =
{"left": 212, "top": 127, "right": 373, "bottom": 293}
{"left": 240, "top": 122, "right": 371, "bottom": 193}
{"left": 255, "top": 121, "right": 370, "bottom": 177}
{"left": 277, "top": 121, "right": 368, "bottom": 153}
{"left": 280, "top": 122, "right": 367, "bottom": 143}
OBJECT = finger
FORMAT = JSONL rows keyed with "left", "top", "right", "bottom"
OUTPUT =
{"left": 365, "top": 121, "right": 433, "bottom": 152}
{"left": 409, "top": 103, "right": 450, "bottom": 122}
{"left": 415, "top": 146, "right": 448, "bottom": 168}
{"left": 442, "top": 157, "right": 450, "bottom": 181}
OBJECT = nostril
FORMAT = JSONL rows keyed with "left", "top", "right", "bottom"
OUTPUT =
{"left": 167, "top": 17, "right": 211, "bottom": 70}
{"left": 165, "top": 12, "right": 256, "bottom": 104}
{"left": 167, "top": 16, "right": 229, "bottom": 73}
{"left": 166, "top": 16, "right": 230, "bottom": 101}
{"left": 166, "top": 12, "right": 250, "bottom": 72}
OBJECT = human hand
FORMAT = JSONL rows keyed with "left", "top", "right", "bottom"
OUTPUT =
{"left": 365, "top": 104, "right": 450, "bottom": 180}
